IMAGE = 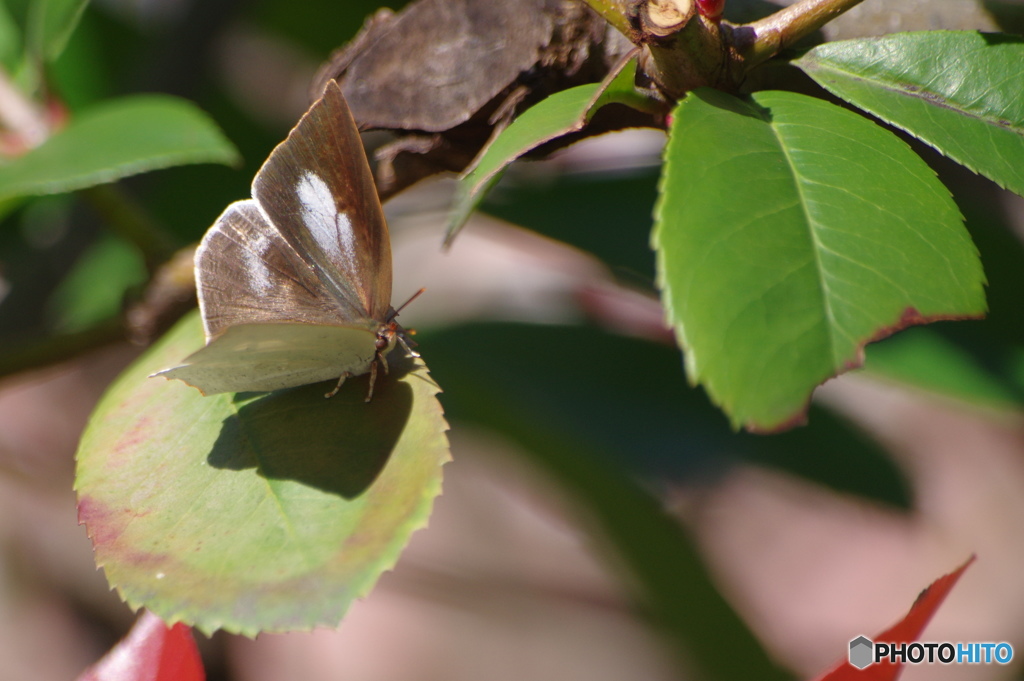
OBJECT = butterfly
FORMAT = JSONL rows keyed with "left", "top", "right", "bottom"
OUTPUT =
{"left": 154, "top": 80, "right": 417, "bottom": 402}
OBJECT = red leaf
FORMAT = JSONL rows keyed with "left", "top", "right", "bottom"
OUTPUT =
{"left": 811, "top": 555, "right": 975, "bottom": 681}
{"left": 77, "top": 610, "right": 205, "bottom": 681}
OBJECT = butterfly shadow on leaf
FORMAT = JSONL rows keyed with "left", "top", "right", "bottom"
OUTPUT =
{"left": 205, "top": 357, "right": 416, "bottom": 499}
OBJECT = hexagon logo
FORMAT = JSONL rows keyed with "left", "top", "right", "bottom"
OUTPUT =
{"left": 849, "top": 636, "right": 874, "bottom": 669}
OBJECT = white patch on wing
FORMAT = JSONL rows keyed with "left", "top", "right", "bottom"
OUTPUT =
{"left": 242, "top": 228, "right": 274, "bottom": 293}
{"left": 296, "top": 171, "right": 356, "bottom": 274}
{"left": 336, "top": 211, "right": 356, "bottom": 271}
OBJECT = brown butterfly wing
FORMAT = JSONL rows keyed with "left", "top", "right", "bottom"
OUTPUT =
{"left": 251, "top": 80, "right": 392, "bottom": 323}
{"left": 195, "top": 200, "right": 364, "bottom": 341}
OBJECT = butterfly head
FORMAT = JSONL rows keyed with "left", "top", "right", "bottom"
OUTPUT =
{"left": 380, "top": 287, "right": 424, "bottom": 357}
{"left": 375, "top": 320, "right": 400, "bottom": 357}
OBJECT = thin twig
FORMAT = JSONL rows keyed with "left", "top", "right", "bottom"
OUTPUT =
{"left": 737, "top": 0, "right": 867, "bottom": 66}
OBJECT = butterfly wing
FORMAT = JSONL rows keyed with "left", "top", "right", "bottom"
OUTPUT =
{"left": 155, "top": 323, "right": 377, "bottom": 395}
{"left": 194, "top": 199, "right": 350, "bottom": 340}
{"left": 252, "top": 79, "right": 393, "bottom": 323}
{"left": 153, "top": 199, "right": 378, "bottom": 395}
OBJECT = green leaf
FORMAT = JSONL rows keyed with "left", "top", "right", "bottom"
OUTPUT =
{"left": 653, "top": 89, "right": 986, "bottom": 431}
{"left": 46, "top": 234, "right": 146, "bottom": 332}
{"left": 446, "top": 57, "right": 646, "bottom": 243}
{"left": 27, "top": 0, "right": 90, "bottom": 62}
{"left": 0, "top": 2, "right": 21, "bottom": 71}
{"left": 863, "top": 327, "right": 1021, "bottom": 408}
{"left": 796, "top": 31, "right": 1024, "bottom": 197}
{"left": 75, "top": 313, "right": 450, "bottom": 635}
{"left": 0, "top": 95, "right": 240, "bottom": 202}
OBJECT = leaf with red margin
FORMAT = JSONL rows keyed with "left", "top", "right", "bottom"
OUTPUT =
{"left": 77, "top": 610, "right": 205, "bottom": 681}
{"left": 811, "top": 556, "right": 975, "bottom": 681}
{"left": 76, "top": 313, "right": 451, "bottom": 635}
{"left": 654, "top": 88, "right": 986, "bottom": 431}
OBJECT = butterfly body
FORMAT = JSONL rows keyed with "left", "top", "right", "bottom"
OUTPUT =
{"left": 155, "top": 81, "right": 411, "bottom": 399}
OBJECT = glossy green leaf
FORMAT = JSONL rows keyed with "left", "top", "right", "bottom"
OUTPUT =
{"left": 653, "top": 88, "right": 986, "bottom": 431}
{"left": 75, "top": 313, "right": 450, "bottom": 635}
{"left": 796, "top": 31, "right": 1024, "bottom": 197}
{"left": 446, "top": 58, "right": 646, "bottom": 243}
{"left": 28, "top": 0, "right": 90, "bottom": 62}
{"left": 0, "top": 95, "right": 240, "bottom": 202}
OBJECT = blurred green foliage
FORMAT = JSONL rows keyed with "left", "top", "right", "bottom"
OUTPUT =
{"left": 4, "top": 1, "right": 1024, "bottom": 678}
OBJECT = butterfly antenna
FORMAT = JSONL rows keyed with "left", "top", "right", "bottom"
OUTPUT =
{"left": 391, "top": 287, "right": 426, "bottom": 319}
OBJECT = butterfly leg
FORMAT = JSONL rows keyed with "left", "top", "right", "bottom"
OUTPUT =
{"left": 325, "top": 372, "right": 352, "bottom": 399}
{"left": 364, "top": 359, "right": 379, "bottom": 402}
{"left": 397, "top": 334, "right": 420, "bottom": 358}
